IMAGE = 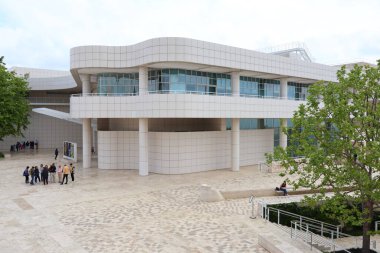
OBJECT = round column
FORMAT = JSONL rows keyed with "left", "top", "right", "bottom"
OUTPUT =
{"left": 139, "top": 118, "right": 149, "bottom": 176}
{"left": 80, "top": 74, "right": 90, "bottom": 96}
{"left": 231, "top": 72, "right": 240, "bottom": 171}
{"left": 82, "top": 118, "right": 92, "bottom": 168}
{"left": 280, "top": 78, "right": 288, "bottom": 99}
{"left": 232, "top": 118, "right": 240, "bottom": 171}
{"left": 231, "top": 72, "right": 240, "bottom": 97}
{"left": 139, "top": 66, "right": 148, "bottom": 95}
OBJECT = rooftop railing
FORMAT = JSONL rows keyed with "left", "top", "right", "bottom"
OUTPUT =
{"left": 28, "top": 97, "right": 70, "bottom": 104}
{"left": 71, "top": 91, "right": 306, "bottom": 101}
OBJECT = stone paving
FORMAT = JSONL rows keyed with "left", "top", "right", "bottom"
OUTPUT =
{"left": 0, "top": 150, "right": 302, "bottom": 253}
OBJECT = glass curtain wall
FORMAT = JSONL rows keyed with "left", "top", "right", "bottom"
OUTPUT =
{"left": 148, "top": 69, "right": 231, "bottom": 95}
{"left": 226, "top": 118, "right": 280, "bottom": 147}
{"left": 98, "top": 73, "right": 139, "bottom": 95}
{"left": 264, "top": 119, "right": 280, "bottom": 147}
{"left": 240, "top": 76, "right": 280, "bottom": 98}
{"left": 288, "top": 82, "right": 310, "bottom": 100}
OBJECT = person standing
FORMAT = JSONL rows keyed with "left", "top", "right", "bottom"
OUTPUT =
{"left": 57, "top": 165, "right": 63, "bottom": 183}
{"left": 49, "top": 163, "right": 56, "bottom": 183}
{"left": 61, "top": 164, "right": 70, "bottom": 185}
{"left": 42, "top": 165, "right": 49, "bottom": 185}
{"left": 29, "top": 166, "right": 35, "bottom": 185}
{"left": 34, "top": 166, "right": 41, "bottom": 184}
{"left": 23, "top": 166, "right": 29, "bottom": 183}
{"left": 69, "top": 163, "right": 75, "bottom": 182}
{"left": 54, "top": 148, "right": 59, "bottom": 160}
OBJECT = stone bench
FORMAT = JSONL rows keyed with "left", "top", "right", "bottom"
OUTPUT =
{"left": 199, "top": 184, "right": 224, "bottom": 202}
{"left": 275, "top": 187, "right": 294, "bottom": 196}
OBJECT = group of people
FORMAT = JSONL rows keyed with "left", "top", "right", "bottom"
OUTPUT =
{"left": 11, "top": 140, "right": 38, "bottom": 151}
{"left": 23, "top": 163, "right": 75, "bottom": 185}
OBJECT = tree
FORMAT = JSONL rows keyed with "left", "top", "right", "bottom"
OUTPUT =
{"left": 0, "top": 56, "right": 30, "bottom": 141}
{"left": 267, "top": 61, "right": 380, "bottom": 253}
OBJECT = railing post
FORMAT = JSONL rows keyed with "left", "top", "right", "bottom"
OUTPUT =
{"left": 249, "top": 196, "right": 256, "bottom": 219}
{"left": 306, "top": 224, "right": 309, "bottom": 233}
{"left": 300, "top": 217, "right": 302, "bottom": 229}
{"left": 321, "top": 222, "right": 324, "bottom": 237}
{"left": 376, "top": 221, "right": 378, "bottom": 231}
{"left": 336, "top": 226, "right": 339, "bottom": 238}
{"left": 291, "top": 222, "right": 293, "bottom": 238}
{"left": 277, "top": 209, "right": 280, "bottom": 224}
{"left": 310, "top": 232, "right": 313, "bottom": 250}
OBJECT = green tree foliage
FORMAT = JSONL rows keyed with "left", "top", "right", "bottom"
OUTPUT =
{"left": 0, "top": 56, "right": 30, "bottom": 141}
{"left": 267, "top": 61, "right": 380, "bottom": 253}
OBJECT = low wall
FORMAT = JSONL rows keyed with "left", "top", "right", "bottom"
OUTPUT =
{"left": 97, "top": 129, "right": 274, "bottom": 174}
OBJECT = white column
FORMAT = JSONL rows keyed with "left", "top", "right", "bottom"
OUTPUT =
{"left": 280, "top": 119, "right": 288, "bottom": 148}
{"left": 80, "top": 74, "right": 90, "bottom": 96}
{"left": 139, "top": 66, "right": 148, "bottom": 95}
{"left": 231, "top": 71, "right": 240, "bottom": 171}
{"left": 231, "top": 72, "right": 240, "bottom": 97}
{"left": 280, "top": 78, "right": 288, "bottom": 99}
{"left": 82, "top": 118, "right": 92, "bottom": 168}
{"left": 92, "top": 126, "right": 96, "bottom": 153}
{"left": 232, "top": 118, "right": 240, "bottom": 171}
{"left": 139, "top": 118, "right": 149, "bottom": 176}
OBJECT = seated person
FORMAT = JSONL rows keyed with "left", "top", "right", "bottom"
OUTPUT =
{"left": 279, "top": 181, "right": 288, "bottom": 196}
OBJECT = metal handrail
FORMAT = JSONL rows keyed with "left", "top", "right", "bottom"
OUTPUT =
{"left": 70, "top": 91, "right": 305, "bottom": 101}
{"left": 293, "top": 219, "right": 352, "bottom": 239}
{"left": 291, "top": 220, "right": 352, "bottom": 253}
{"left": 262, "top": 205, "right": 379, "bottom": 252}
{"left": 265, "top": 206, "right": 341, "bottom": 234}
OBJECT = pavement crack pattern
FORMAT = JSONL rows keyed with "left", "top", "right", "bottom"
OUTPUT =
{"left": 54, "top": 185, "right": 267, "bottom": 252}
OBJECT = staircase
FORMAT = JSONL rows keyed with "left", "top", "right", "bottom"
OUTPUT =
{"left": 273, "top": 223, "right": 335, "bottom": 252}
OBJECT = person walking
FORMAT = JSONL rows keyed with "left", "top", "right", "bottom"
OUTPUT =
{"left": 70, "top": 163, "right": 75, "bottom": 182}
{"left": 57, "top": 165, "right": 63, "bottom": 183}
{"left": 23, "top": 166, "right": 30, "bottom": 183}
{"left": 42, "top": 165, "right": 49, "bottom": 185}
{"left": 61, "top": 164, "right": 70, "bottom": 185}
{"left": 54, "top": 148, "right": 59, "bottom": 160}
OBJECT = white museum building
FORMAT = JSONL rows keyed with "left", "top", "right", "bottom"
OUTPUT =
{"left": 2, "top": 37, "right": 343, "bottom": 175}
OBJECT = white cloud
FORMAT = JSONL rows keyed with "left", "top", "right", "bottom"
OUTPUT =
{"left": 0, "top": 0, "right": 379, "bottom": 69}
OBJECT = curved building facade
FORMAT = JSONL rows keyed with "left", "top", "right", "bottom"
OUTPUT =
{"left": 0, "top": 67, "right": 83, "bottom": 151}
{"left": 69, "top": 37, "right": 338, "bottom": 175}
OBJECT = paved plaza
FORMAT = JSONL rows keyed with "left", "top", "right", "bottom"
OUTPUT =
{"left": 0, "top": 150, "right": 302, "bottom": 253}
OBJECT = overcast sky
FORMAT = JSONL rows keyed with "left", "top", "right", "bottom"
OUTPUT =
{"left": 1, "top": 0, "right": 379, "bottom": 70}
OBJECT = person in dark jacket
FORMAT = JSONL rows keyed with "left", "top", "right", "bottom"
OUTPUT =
{"left": 23, "top": 166, "right": 29, "bottom": 183}
{"left": 279, "top": 181, "right": 288, "bottom": 196}
{"left": 34, "top": 166, "right": 41, "bottom": 183}
{"left": 42, "top": 165, "right": 49, "bottom": 185}
{"left": 55, "top": 148, "right": 59, "bottom": 160}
